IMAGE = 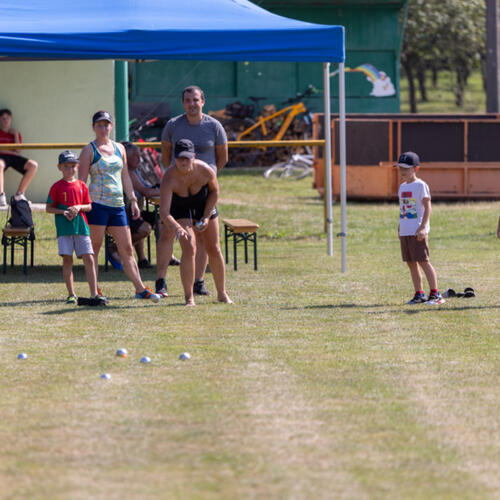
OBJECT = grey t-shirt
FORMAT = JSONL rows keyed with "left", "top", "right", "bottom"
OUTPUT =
{"left": 161, "top": 114, "right": 227, "bottom": 171}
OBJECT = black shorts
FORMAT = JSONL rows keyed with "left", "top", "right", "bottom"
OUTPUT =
{"left": 0, "top": 153, "right": 29, "bottom": 174}
{"left": 170, "top": 204, "right": 218, "bottom": 222}
{"left": 128, "top": 209, "right": 156, "bottom": 234}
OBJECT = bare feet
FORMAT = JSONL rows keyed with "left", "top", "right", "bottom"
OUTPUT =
{"left": 218, "top": 293, "right": 233, "bottom": 304}
{"left": 185, "top": 295, "right": 196, "bottom": 307}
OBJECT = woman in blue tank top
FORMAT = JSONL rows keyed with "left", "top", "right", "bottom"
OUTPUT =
{"left": 78, "top": 110, "right": 160, "bottom": 302}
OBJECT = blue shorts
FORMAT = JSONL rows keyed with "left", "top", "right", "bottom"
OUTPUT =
{"left": 86, "top": 202, "right": 128, "bottom": 227}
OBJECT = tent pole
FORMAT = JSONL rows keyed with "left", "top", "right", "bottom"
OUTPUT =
{"left": 323, "top": 62, "right": 333, "bottom": 256}
{"left": 114, "top": 60, "right": 129, "bottom": 141}
{"left": 338, "top": 62, "right": 347, "bottom": 273}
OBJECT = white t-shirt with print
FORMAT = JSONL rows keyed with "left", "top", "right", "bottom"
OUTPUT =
{"left": 398, "top": 178, "right": 431, "bottom": 236}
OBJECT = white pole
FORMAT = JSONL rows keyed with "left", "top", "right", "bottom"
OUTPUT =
{"left": 338, "top": 62, "right": 347, "bottom": 272}
{"left": 323, "top": 62, "right": 333, "bottom": 256}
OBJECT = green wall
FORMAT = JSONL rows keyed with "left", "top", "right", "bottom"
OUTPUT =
{"left": 131, "top": 0, "right": 407, "bottom": 116}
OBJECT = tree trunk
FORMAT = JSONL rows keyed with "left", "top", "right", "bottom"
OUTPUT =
{"left": 417, "top": 67, "right": 428, "bottom": 102}
{"left": 455, "top": 67, "right": 470, "bottom": 107}
{"left": 432, "top": 67, "right": 438, "bottom": 88}
{"left": 404, "top": 63, "right": 418, "bottom": 113}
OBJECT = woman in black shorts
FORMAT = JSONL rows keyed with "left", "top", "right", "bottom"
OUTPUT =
{"left": 159, "top": 139, "right": 231, "bottom": 306}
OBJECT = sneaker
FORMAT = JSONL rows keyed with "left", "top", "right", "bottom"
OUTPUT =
{"left": 66, "top": 295, "right": 77, "bottom": 304}
{"left": 94, "top": 293, "right": 108, "bottom": 304}
{"left": 193, "top": 279, "right": 210, "bottom": 296}
{"left": 135, "top": 287, "right": 161, "bottom": 303}
{"left": 0, "top": 192, "right": 6, "bottom": 207}
{"left": 155, "top": 278, "right": 168, "bottom": 298}
{"left": 93, "top": 295, "right": 108, "bottom": 306}
{"left": 426, "top": 293, "right": 446, "bottom": 305}
{"left": 138, "top": 259, "right": 153, "bottom": 269}
{"left": 169, "top": 256, "right": 181, "bottom": 266}
{"left": 407, "top": 293, "right": 427, "bottom": 305}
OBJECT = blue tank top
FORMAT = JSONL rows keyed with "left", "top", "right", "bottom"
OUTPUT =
{"left": 88, "top": 141, "right": 124, "bottom": 207}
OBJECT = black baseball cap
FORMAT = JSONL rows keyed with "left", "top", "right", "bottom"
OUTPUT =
{"left": 92, "top": 110, "right": 113, "bottom": 124}
{"left": 394, "top": 151, "right": 420, "bottom": 168}
{"left": 58, "top": 150, "right": 79, "bottom": 164}
{"left": 174, "top": 139, "right": 195, "bottom": 159}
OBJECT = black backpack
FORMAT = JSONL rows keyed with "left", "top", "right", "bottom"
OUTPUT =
{"left": 8, "top": 196, "right": 34, "bottom": 229}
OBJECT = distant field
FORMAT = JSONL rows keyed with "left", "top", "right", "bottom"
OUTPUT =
{"left": 0, "top": 170, "right": 499, "bottom": 499}
{"left": 400, "top": 69, "right": 486, "bottom": 114}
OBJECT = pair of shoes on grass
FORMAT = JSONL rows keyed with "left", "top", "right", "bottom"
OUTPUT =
{"left": 407, "top": 292, "right": 446, "bottom": 305}
{"left": 443, "top": 287, "right": 475, "bottom": 299}
{"left": 70, "top": 294, "right": 108, "bottom": 306}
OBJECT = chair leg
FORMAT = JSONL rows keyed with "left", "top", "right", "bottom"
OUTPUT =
{"left": 10, "top": 237, "right": 15, "bottom": 267}
{"left": 104, "top": 233, "right": 109, "bottom": 272}
{"left": 233, "top": 232, "right": 237, "bottom": 271}
{"left": 224, "top": 225, "right": 229, "bottom": 264}
{"left": 2, "top": 239, "right": 6, "bottom": 274}
{"left": 253, "top": 233, "right": 258, "bottom": 271}
{"left": 244, "top": 233, "right": 248, "bottom": 264}
{"left": 23, "top": 237, "right": 28, "bottom": 275}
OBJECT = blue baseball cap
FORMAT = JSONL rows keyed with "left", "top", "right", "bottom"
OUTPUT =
{"left": 394, "top": 151, "right": 420, "bottom": 168}
{"left": 58, "top": 150, "right": 79, "bottom": 164}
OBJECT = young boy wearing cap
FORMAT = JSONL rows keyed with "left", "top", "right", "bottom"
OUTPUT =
{"left": 46, "top": 151, "right": 105, "bottom": 305}
{"left": 396, "top": 151, "right": 445, "bottom": 305}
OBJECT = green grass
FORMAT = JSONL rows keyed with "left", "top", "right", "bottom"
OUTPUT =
{"left": 400, "top": 69, "right": 486, "bottom": 114}
{"left": 1, "top": 170, "right": 499, "bottom": 499}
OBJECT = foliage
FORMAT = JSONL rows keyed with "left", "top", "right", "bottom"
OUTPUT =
{"left": 401, "top": 0, "right": 486, "bottom": 112}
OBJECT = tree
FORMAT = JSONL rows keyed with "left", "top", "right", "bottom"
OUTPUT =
{"left": 401, "top": 0, "right": 485, "bottom": 112}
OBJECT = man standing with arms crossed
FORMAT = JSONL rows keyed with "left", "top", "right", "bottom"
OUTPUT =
{"left": 155, "top": 85, "right": 228, "bottom": 297}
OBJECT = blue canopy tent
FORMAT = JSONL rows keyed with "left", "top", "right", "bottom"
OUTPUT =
{"left": 0, "top": 0, "right": 346, "bottom": 267}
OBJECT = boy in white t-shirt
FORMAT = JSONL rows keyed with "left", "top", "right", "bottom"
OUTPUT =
{"left": 395, "top": 151, "right": 445, "bottom": 305}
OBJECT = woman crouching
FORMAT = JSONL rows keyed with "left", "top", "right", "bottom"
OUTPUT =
{"left": 159, "top": 139, "right": 232, "bottom": 306}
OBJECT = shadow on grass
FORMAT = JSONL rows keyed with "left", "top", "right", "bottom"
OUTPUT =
{"left": 282, "top": 303, "right": 500, "bottom": 313}
{"left": 401, "top": 304, "right": 500, "bottom": 314}
{"left": 281, "top": 303, "right": 387, "bottom": 310}
{"left": 1, "top": 266, "right": 141, "bottom": 284}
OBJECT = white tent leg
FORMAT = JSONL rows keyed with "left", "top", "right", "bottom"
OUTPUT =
{"left": 323, "top": 62, "right": 333, "bottom": 256}
{"left": 339, "top": 62, "right": 347, "bottom": 272}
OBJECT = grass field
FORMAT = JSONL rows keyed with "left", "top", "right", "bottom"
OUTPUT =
{"left": 400, "top": 69, "right": 486, "bottom": 114}
{"left": 0, "top": 170, "right": 499, "bottom": 499}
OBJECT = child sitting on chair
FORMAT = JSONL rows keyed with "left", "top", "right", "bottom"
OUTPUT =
{"left": 46, "top": 150, "right": 106, "bottom": 305}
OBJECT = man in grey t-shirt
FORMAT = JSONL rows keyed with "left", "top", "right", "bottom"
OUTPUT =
{"left": 155, "top": 85, "right": 228, "bottom": 297}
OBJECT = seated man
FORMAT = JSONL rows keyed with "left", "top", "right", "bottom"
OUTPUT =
{"left": 121, "top": 141, "right": 179, "bottom": 269}
{"left": 0, "top": 108, "right": 38, "bottom": 206}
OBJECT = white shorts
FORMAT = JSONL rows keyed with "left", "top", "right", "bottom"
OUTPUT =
{"left": 58, "top": 235, "right": 94, "bottom": 258}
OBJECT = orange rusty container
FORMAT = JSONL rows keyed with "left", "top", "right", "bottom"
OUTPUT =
{"left": 313, "top": 113, "right": 500, "bottom": 200}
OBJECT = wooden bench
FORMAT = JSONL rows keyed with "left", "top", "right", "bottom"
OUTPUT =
{"left": 2, "top": 226, "right": 35, "bottom": 274}
{"left": 222, "top": 218, "right": 259, "bottom": 271}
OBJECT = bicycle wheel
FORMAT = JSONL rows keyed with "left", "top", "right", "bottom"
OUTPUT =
{"left": 263, "top": 161, "right": 288, "bottom": 179}
{"left": 282, "top": 160, "right": 312, "bottom": 180}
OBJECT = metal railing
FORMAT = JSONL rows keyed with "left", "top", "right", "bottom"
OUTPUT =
{"left": 0, "top": 140, "right": 325, "bottom": 150}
